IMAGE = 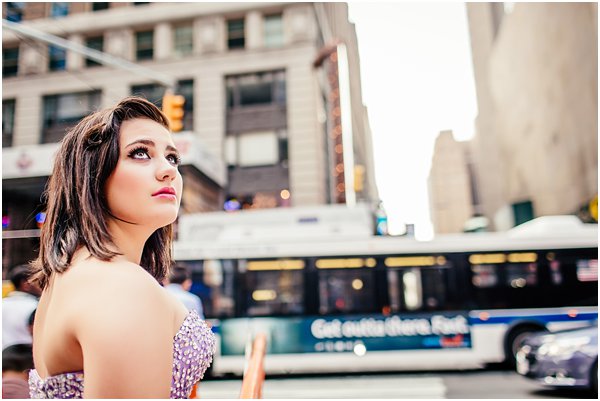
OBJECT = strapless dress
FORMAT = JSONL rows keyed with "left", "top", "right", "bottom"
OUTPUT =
{"left": 28, "top": 310, "right": 215, "bottom": 399}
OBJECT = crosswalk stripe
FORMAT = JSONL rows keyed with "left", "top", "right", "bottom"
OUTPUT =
{"left": 198, "top": 376, "right": 447, "bottom": 399}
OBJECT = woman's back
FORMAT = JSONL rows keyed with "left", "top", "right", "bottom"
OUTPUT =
{"left": 32, "top": 251, "right": 195, "bottom": 398}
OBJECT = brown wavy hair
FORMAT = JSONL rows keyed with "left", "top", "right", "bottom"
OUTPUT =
{"left": 31, "top": 96, "right": 174, "bottom": 289}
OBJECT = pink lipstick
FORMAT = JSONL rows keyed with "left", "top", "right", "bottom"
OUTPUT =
{"left": 152, "top": 187, "right": 177, "bottom": 199}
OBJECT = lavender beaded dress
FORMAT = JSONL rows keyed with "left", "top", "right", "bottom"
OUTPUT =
{"left": 28, "top": 310, "right": 215, "bottom": 399}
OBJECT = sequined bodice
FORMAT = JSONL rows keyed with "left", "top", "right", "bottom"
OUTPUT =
{"left": 28, "top": 310, "right": 215, "bottom": 399}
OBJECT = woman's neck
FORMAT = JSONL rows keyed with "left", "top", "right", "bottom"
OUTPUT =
{"left": 106, "top": 219, "right": 153, "bottom": 265}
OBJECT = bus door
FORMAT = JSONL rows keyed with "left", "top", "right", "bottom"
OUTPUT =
{"left": 383, "top": 255, "right": 471, "bottom": 349}
{"left": 384, "top": 255, "right": 457, "bottom": 313}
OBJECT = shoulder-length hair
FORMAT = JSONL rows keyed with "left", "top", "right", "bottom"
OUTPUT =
{"left": 31, "top": 96, "right": 174, "bottom": 289}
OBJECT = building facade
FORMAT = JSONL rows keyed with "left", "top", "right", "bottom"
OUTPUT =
{"left": 428, "top": 130, "right": 478, "bottom": 234}
{"left": 2, "top": 2, "right": 378, "bottom": 272}
{"left": 429, "top": 2, "right": 597, "bottom": 233}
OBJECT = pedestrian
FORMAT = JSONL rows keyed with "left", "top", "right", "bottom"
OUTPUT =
{"left": 2, "top": 264, "right": 40, "bottom": 350}
{"left": 2, "top": 344, "right": 34, "bottom": 399}
{"left": 165, "top": 265, "right": 205, "bottom": 319}
{"left": 27, "top": 96, "right": 215, "bottom": 398}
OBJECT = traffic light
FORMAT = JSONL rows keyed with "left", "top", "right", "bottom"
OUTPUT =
{"left": 354, "top": 164, "right": 365, "bottom": 192}
{"left": 590, "top": 195, "right": 598, "bottom": 222}
{"left": 162, "top": 93, "right": 185, "bottom": 132}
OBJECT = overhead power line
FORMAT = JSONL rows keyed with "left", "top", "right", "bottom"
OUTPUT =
{"left": 2, "top": 18, "right": 176, "bottom": 91}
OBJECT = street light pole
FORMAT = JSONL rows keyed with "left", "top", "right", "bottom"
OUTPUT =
{"left": 2, "top": 18, "right": 176, "bottom": 91}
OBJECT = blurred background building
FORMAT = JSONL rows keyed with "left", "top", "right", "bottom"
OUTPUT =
{"left": 428, "top": 130, "right": 480, "bottom": 234}
{"left": 2, "top": 2, "right": 379, "bottom": 272}
{"left": 429, "top": 2, "right": 598, "bottom": 234}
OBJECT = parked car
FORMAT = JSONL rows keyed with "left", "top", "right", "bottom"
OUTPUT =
{"left": 516, "top": 324, "right": 597, "bottom": 394}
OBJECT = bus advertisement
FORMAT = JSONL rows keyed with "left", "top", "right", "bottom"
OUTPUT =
{"left": 174, "top": 209, "right": 598, "bottom": 375}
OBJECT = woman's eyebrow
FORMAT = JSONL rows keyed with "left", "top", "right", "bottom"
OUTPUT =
{"left": 125, "top": 139, "right": 178, "bottom": 153}
{"left": 126, "top": 139, "right": 155, "bottom": 148}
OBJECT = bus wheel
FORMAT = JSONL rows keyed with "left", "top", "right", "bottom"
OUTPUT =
{"left": 504, "top": 325, "right": 546, "bottom": 368}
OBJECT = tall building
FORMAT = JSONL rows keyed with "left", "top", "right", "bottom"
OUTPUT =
{"left": 2, "top": 2, "right": 378, "bottom": 272}
{"left": 428, "top": 130, "right": 479, "bottom": 234}
{"left": 429, "top": 2, "right": 597, "bottom": 233}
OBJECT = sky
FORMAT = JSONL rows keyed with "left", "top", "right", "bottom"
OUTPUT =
{"left": 347, "top": 2, "right": 479, "bottom": 240}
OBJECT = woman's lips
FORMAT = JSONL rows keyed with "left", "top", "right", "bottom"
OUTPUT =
{"left": 152, "top": 187, "right": 177, "bottom": 199}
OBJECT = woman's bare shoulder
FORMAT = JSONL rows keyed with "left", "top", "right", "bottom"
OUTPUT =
{"left": 58, "top": 258, "right": 169, "bottom": 320}
{"left": 65, "top": 257, "right": 161, "bottom": 289}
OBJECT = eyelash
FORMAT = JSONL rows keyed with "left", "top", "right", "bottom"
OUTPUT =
{"left": 127, "top": 146, "right": 181, "bottom": 166}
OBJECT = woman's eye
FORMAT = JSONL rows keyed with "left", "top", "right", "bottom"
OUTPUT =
{"left": 167, "top": 154, "right": 181, "bottom": 165}
{"left": 130, "top": 148, "right": 150, "bottom": 159}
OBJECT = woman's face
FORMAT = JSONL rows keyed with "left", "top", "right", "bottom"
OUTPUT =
{"left": 105, "top": 118, "right": 183, "bottom": 230}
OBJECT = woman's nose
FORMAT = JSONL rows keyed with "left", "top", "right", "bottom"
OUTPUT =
{"left": 156, "top": 158, "right": 177, "bottom": 181}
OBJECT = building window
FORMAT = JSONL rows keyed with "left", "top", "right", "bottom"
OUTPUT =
{"left": 227, "top": 18, "right": 245, "bottom": 50}
{"left": 512, "top": 200, "right": 534, "bottom": 226}
{"left": 173, "top": 25, "right": 193, "bottom": 58}
{"left": 226, "top": 129, "right": 287, "bottom": 168}
{"left": 130, "top": 83, "right": 166, "bottom": 107}
{"left": 240, "top": 131, "right": 279, "bottom": 167}
{"left": 50, "top": 2, "right": 69, "bottom": 18}
{"left": 42, "top": 91, "right": 101, "bottom": 143}
{"left": 177, "top": 79, "right": 194, "bottom": 131}
{"left": 3, "top": 47, "right": 19, "bottom": 77}
{"left": 85, "top": 36, "right": 104, "bottom": 67}
{"left": 226, "top": 70, "right": 286, "bottom": 109}
{"left": 135, "top": 30, "right": 154, "bottom": 61}
{"left": 2, "top": 99, "right": 16, "bottom": 148}
{"left": 91, "top": 2, "right": 109, "bottom": 12}
{"left": 6, "top": 2, "right": 24, "bottom": 22}
{"left": 264, "top": 14, "right": 283, "bottom": 48}
{"left": 225, "top": 191, "right": 289, "bottom": 210}
{"left": 48, "top": 45, "right": 66, "bottom": 71}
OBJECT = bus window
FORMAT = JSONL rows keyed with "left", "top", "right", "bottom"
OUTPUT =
{"left": 549, "top": 260, "right": 563, "bottom": 285}
{"left": 576, "top": 259, "right": 598, "bottom": 282}
{"left": 546, "top": 251, "right": 598, "bottom": 307}
{"left": 387, "top": 265, "right": 451, "bottom": 313}
{"left": 505, "top": 263, "right": 538, "bottom": 288}
{"left": 184, "top": 259, "right": 236, "bottom": 318}
{"left": 471, "top": 265, "right": 498, "bottom": 288}
{"left": 402, "top": 269, "right": 422, "bottom": 310}
{"left": 318, "top": 269, "right": 376, "bottom": 315}
{"left": 244, "top": 268, "right": 304, "bottom": 317}
{"left": 421, "top": 267, "right": 451, "bottom": 310}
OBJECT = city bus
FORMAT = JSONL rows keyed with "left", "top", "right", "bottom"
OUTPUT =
{"left": 173, "top": 210, "right": 598, "bottom": 375}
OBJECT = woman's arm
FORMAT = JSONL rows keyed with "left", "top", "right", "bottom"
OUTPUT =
{"left": 76, "top": 272, "right": 174, "bottom": 398}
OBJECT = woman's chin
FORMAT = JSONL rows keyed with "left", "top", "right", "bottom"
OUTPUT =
{"left": 152, "top": 213, "right": 179, "bottom": 230}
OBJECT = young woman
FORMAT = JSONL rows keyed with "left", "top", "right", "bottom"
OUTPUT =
{"left": 28, "top": 96, "right": 214, "bottom": 398}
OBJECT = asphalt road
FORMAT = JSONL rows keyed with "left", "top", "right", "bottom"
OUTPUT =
{"left": 197, "top": 368, "right": 597, "bottom": 399}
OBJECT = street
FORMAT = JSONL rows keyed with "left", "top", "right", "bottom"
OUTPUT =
{"left": 197, "top": 368, "right": 597, "bottom": 399}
